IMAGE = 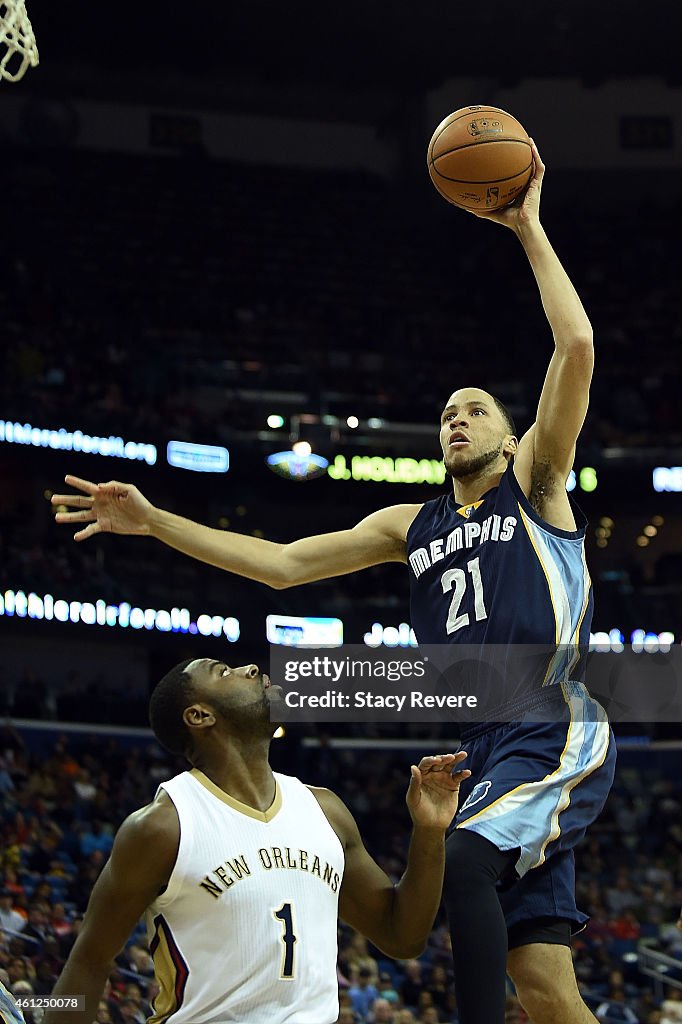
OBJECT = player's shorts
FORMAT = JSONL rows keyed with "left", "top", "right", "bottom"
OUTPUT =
{"left": 453, "top": 679, "right": 616, "bottom": 932}
{"left": 0, "top": 982, "right": 25, "bottom": 1024}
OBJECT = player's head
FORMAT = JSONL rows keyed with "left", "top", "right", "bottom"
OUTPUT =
{"left": 149, "top": 658, "right": 277, "bottom": 761}
{"left": 440, "top": 387, "right": 517, "bottom": 480}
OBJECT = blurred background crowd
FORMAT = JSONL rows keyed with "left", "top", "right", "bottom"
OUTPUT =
{"left": 1, "top": 724, "right": 681, "bottom": 1024}
{"left": 2, "top": 2, "right": 682, "bottom": 1022}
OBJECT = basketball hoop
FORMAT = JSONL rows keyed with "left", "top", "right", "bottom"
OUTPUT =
{"left": 0, "top": 0, "right": 39, "bottom": 82}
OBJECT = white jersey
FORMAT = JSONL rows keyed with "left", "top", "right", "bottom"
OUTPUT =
{"left": 145, "top": 769, "right": 344, "bottom": 1024}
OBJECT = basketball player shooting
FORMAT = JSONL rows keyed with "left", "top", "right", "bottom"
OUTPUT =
{"left": 46, "top": 660, "right": 469, "bottom": 1023}
{"left": 53, "top": 141, "right": 615, "bottom": 1024}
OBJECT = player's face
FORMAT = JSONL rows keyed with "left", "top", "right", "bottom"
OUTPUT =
{"left": 186, "top": 659, "right": 282, "bottom": 729}
{"left": 439, "top": 388, "right": 509, "bottom": 478}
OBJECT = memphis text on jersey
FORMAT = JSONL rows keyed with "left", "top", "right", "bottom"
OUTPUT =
{"left": 409, "top": 513, "right": 517, "bottom": 578}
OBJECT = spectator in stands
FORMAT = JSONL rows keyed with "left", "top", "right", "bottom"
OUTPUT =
{"left": 0, "top": 758, "right": 14, "bottom": 797}
{"left": 425, "top": 964, "right": 450, "bottom": 1016}
{"left": 0, "top": 891, "right": 24, "bottom": 935}
{"left": 96, "top": 1001, "right": 113, "bottom": 1023}
{"left": 10, "top": 980, "right": 37, "bottom": 1023}
{"left": 610, "top": 910, "right": 641, "bottom": 941}
{"left": 79, "top": 820, "right": 114, "bottom": 859}
{"left": 416, "top": 991, "right": 436, "bottom": 1018}
{"left": 400, "top": 959, "right": 423, "bottom": 1009}
{"left": 349, "top": 967, "right": 379, "bottom": 1020}
{"left": 370, "top": 998, "right": 396, "bottom": 1023}
{"left": 377, "top": 970, "right": 400, "bottom": 1006}
{"left": 26, "top": 829, "right": 63, "bottom": 876}
{"left": 49, "top": 903, "right": 73, "bottom": 943}
{"left": 113, "top": 996, "right": 145, "bottom": 1024}
{"left": 72, "top": 769, "right": 97, "bottom": 804}
{"left": 595, "top": 991, "right": 638, "bottom": 1021}
{"left": 32, "top": 955, "right": 59, "bottom": 996}
{"left": 346, "top": 932, "right": 379, "bottom": 980}
{"left": 21, "top": 902, "right": 56, "bottom": 947}
{"left": 6, "top": 956, "right": 36, "bottom": 997}
{"left": 606, "top": 872, "right": 641, "bottom": 916}
{"left": 661, "top": 989, "right": 682, "bottom": 1023}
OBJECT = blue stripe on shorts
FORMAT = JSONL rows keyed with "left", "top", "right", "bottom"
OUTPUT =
{"left": 455, "top": 681, "right": 616, "bottom": 878}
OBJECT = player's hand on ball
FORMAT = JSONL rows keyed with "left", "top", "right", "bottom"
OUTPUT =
{"left": 406, "top": 752, "right": 470, "bottom": 830}
{"left": 51, "top": 475, "right": 156, "bottom": 541}
{"left": 468, "top": 138, "right": 545, "bottom": 232}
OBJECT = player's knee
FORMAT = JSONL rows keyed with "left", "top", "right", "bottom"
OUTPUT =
{"left": 515, "top": 981, "right": 567, "bottom": 1023}
{"left": 444, "top": 828, "right": 502, "bottom": 895}
{"left": 512, "top": 969, "right": 580, "bottom": 1023}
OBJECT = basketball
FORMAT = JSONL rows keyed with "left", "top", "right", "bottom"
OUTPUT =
{"left": 427, "top": 105, "right": 532, "bottom": 211}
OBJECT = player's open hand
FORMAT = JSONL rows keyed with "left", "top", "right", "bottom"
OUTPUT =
{"left": 51, "top": 475, "right": 156, "bottom": 542}
{"left": 406, "top": 752, "right": 470, "bottom": 831}
{"left": 467, "top": 138, "right": 544, "bottom": 232}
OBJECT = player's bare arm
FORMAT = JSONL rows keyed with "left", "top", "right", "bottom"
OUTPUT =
{"left": 52, "top": 475, "right": 422, "bottom": 585}
{"left": 45, "top": 794, "right": 179, "bottom": 1023}
{"left": 310, "top": 752, "right": 470, "bottom": 959}
{"left": 470, "top": 140, "right": 594, "bottom": 531}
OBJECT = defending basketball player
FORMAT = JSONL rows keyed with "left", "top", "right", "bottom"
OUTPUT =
{"left": 53, "top": 140, "right": 615, "bottom": 1024}
{"left": 46, "top": 659, "right": 470, "bottom": 1023}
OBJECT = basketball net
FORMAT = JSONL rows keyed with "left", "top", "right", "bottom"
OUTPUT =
{"left": 0, "top": 0, "right": 39, "bottom": 82}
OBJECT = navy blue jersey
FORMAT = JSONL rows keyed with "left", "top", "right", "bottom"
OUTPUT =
{"left": 406, "top": 460, "right": 592, "bottom": 698}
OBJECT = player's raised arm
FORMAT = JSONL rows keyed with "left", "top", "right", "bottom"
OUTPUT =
{"left": 313, "top": 752, "right": 470, "bottom": 959}
{"left": 52, "top": 475, "right": 420, "bottom": 588}
{"left": 469, "top": 140, "right": 594, "bottom": 480}
{"left": 45, "top": 798, "right": 179, "bottom": 1023}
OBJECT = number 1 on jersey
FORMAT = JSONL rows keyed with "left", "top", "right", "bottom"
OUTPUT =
{"left": 441, "top": 556, "right": 488, "bottom": 634}
{"left": 274, "top": 902, "right": 297, "bottom": 979}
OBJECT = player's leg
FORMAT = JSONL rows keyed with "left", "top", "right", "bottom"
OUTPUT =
{"left": 507, "top": 940, "right": 599, "bottom": 1024}
{"left": 444, "top": 685, "right": 615, "bottom": 1024}
{"left": 442, "top": 727, "right": 520, "bottom": 1024}
{"left": 444, "top": 828, "right": 517, "bottom": 1024}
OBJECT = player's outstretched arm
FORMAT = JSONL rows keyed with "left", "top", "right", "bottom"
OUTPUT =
{"left": 469, "top": 141, "right": 593, "bottom": 480}
{"left": 52, "top": 475, "right": 421, "bottom": 587}
{"left": 314, "top": 752, "right": 470, "bottom": 958}
{"left": 45, "top": 798, "right": 178, "bottom": 1023}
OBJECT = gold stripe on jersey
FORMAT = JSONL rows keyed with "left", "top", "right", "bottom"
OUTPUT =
{"left": 190, "top": 768, "right": 283, "bottom": 821}
{"left": 148, "top": 915, "right": 189, "bottom": 1024}
{"left": 455, "top": 500, "right": 484, "bottom": 519}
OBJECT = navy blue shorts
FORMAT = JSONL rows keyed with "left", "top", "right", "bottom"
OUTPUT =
{"left": 453, "top": 681, "right": 616, "bottom": 932}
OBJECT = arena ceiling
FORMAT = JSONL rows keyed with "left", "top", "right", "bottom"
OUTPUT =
{"left": 30, "top": 0, "right": 681, "bottom": 112}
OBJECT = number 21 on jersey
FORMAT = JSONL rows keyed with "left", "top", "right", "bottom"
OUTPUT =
{"left": 441, "top": 556, "right": 488, "bottom": 634}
